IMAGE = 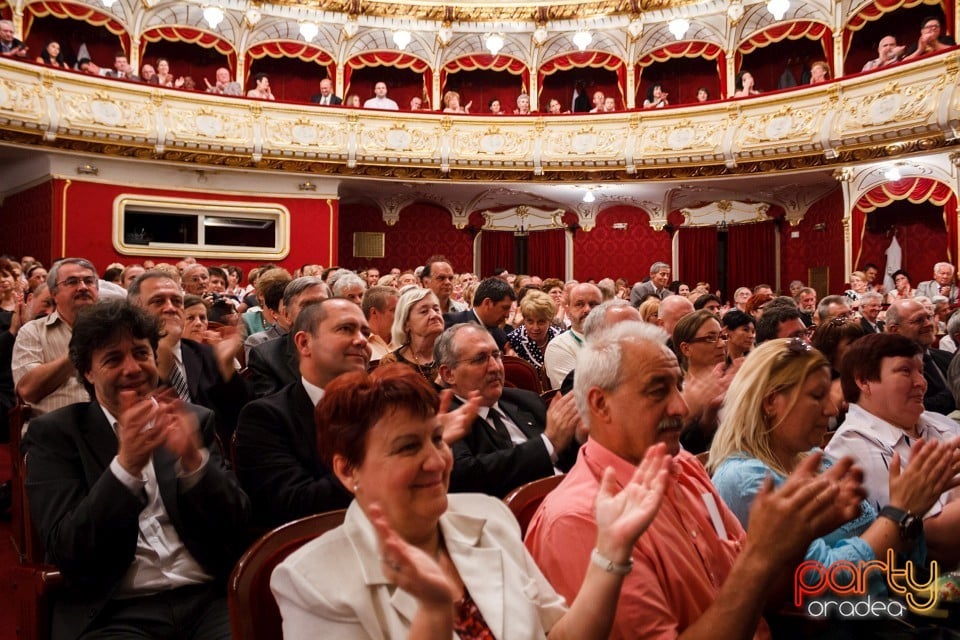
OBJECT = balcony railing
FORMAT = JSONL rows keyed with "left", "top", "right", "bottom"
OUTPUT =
{"left": 0, "top": 51, "right": 957, "bottom": 180}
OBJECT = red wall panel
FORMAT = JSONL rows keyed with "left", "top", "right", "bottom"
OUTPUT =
{"left": 572, "top": 205, "right": 671, "bottom": 283}
{"left": 0, "top": 180, "right": 55, "bottom": 263}
{"left": 40, "top": 179, "right": 335, "bottom": 274}
{"left": 337, "top": 201, "right": 474, "bottom": 273}
{"left": 856, "top": 199, "right": 948, "bottom": 288}
{"left": 780, "top": 189, "right": 845, "bottom": 295}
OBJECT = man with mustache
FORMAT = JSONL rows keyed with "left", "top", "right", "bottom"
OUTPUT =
{"left": 439, "top": 323, "right": 582, "bottom": 497}
{"left": 235, "top": 298, "right": 371, "bottom": 527}
{"left": 885, "top": 298, "right": 955, "bottom": 415}
{"left": 13, "top": 258, "right": 100, "bottom": 421}
{"left": 526, "top": 321, "right": 867, "bottom": 639}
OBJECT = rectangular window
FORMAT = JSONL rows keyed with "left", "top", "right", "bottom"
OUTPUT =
{"left": 114, "top": 196, "right": 289, "bottom": 260}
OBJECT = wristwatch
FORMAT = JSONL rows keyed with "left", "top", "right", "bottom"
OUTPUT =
{"left": 878, "top": 506, "right": 923, "bottom": 541}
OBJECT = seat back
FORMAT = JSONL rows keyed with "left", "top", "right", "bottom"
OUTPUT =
{"left": 501, "top": 355, "right": 543, "bottom": 394}
{"left": 503, "top": 474, "right": 565, "bottom": 537}
{"left": 228, "top": 509, "right": 347, "bottom": 640}
{"left": 9, "top": 401, "right": 32, "bottom": 561}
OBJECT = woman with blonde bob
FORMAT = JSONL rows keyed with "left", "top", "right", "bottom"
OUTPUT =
{"left": 508, "top": 289, "right": 560, "bottom": 372}
{"left": 708, "top": 338, "right": 956, "bottom": 598}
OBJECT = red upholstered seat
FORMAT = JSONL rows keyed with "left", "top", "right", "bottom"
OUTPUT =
{"left": 501, "top": 355, "right": 544, "bottom": 395}
{"left": 228, "top": 509, "right": 347, "bottom": 640}
{"left": 503, "top": 474, "right": 565, "bottom": 537}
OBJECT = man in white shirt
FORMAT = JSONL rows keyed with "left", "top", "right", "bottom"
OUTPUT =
{"left": 362, "top": 285, "right": 398, "bottom": 360}
{"left": 544, "top": 283, "right": 602, "bottom": 389}
{"left": 22, "top": 300, "right": 250, "bottom": 639}
{"left": 861, "top": 35, "right": 905, "bottom": 71}
{"left": 363, "top": 81, "right": 399, "bottom": 110}
{"left": 310, "top": 78, "right": 342, "bottom": 105}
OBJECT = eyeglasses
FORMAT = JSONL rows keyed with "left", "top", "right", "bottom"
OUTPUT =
{"left": 56, "top": 276, "right": 97, "bottom": 289}
{"left": 905, "top": 314, "right": 934, "bottom": 327}
{"left": 456, "top": 350, "right": 503, "bottom": 367}
{"left": 686, "top": 333, "right": 727, "bottom": 345}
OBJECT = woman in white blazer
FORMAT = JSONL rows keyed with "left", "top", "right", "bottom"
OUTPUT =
{"left": 271, "top": 364, "right": 671, "bottom": 639}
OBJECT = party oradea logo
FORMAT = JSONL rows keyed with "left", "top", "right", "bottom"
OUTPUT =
{"left": 794, "top": 550, "right": 939, "bottom": 619}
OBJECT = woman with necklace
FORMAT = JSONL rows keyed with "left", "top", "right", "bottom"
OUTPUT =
{"left": 380, "top": 288, "right": 445, "bottom": 385}
{"left": 508, "top": 290, "right": 559, "bottom": 374}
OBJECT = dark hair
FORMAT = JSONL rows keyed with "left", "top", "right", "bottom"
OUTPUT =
{"left": 0, "top": 257, "right": 14, "bottom": 278}
{"left": 260, "top": 277, "right": 289, "bottom": 312}
{"left": 421, "top": 255, "right": 452, "bottom": 280}
{"left": 891, "top": 269, "right": 911, "bottom": 283}
{"left": 811, "top": 317, "right": 865, "bottom": 369}
{"left": 667, "top": 281, "right": 686, "bottom": 295}
{"left": 474, "top": 277, "right": 517, "bottom": 305}
{"left": 540, "top": 278, "right": 563, "bottom": 293}
{"left": 755, "top": 304, "right": 802, "bottom": 345}
{"left": 127, "top": 270, "right": 175, "bottom": 303}
{"left": 362, "top": 285, "right": 397, "bottom": 318}
{"left": 646, "top": 83, "right": 663, "bottom": 102}
{"left": 315, "top": 363, "right": 439, "bottom": 471}
{"left": 840, "top": 333, "right": 922, "bottom": 404}
{"left": 292, "top": 298, "right": 331, "bottom": 336}
{"left": 672, "top": 309, "right": 721, "bottom": 369}
{"left": 693, "top": 294, "right": 721, "bottom": 310}
{"left": 920, "top": 15, "right": 943, "bottom": 28}
{"left": 722, "top": 309, "right": 755, "bottom": 332}
{"left": 253, "top": 72, "right": 269, "bottom": 84}
{"left": 69, "top": 301, "right": 161, "bottom": 396}
{"left": 862, "top": 262, "right": 879, "bottom": 272}
{"left": 102, "top": 266, "right": 123, "bottom": 284}
{"left": 697, "top": 87, "right": 710, "bottom": 99}
{"left": 735, "top": 70, "right": 753, "bottom": 91}
{"left": 40, "top": 41, "right": 65, "bottom": 66}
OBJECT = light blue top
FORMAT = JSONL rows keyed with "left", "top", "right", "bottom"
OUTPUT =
{"left": 712, "top": 450, "right": 925, "bottom": 596}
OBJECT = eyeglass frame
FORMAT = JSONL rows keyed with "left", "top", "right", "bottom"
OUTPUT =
{"left": 55, "top": 276, "right": 98, "bottom": 289}
{"left": 454, "top": 349, "right": 504, "bottom": 367}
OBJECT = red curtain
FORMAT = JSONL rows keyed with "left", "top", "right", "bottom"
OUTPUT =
{"left": 480, "top": 231, "right": 515, "bottom": 277}
{"left": 735, "top": 21, "right": 832, "bottom": 73}
{"left": 344, "top": 51, "right": 432, "bottom": 101}
{"left": 441, "top": 54, "right": 529, "bottom": 97}
{"left": 727, "top": 222, "right": 776, "bottom": 293}
{"left": 537, "top": 51, "right": 625, "bottom": 103}
{"left": 845, "top": 0, "right": 950, "bottom": 53}
{"left": 678, "top": 226, "right": 718, "bottom": 285}
{"left": 24, "top": 0, "right": 130, "bottom": 55}
{"left": 853, "top": 177, "right": 958, "bottom": 265}
{"left": 140, "top": 26, "right": 237, "bottom": 72}
{"left": 637, "top": 42, "right": 726, "bottom": 94}
{"left": 527, "top": 229, "right": 566, "bottom": 279}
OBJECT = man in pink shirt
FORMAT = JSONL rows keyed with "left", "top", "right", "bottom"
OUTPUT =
{"left": 525, "top": 321, "right": 864, "bottom": 640}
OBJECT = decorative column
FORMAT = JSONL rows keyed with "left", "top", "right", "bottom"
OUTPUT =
{"left": 834, "top": 166, "right": 854, "bottom": 279}
{"left": 625, "top": 63, "right": 636, "bottom": 109}
{"left": 726, "top": 54, "right": 736, "bottom": 99}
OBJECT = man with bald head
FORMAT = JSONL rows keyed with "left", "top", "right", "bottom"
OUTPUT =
{"left": 656, "top": 293, "right": 694, "bottom": 343}
{"left": 862, "top": 35, "right": 905, "bottom": 71}
{"left": 916, "top": 262, "right": 958, "bottom": 304}
{"left": 544, "top": 282, "right": 602, "bottom": 389}
{"left": 310, "top": 77, "right": 342, "bottom": 106}
{"left": 886, "top": 298, "right": 955, "bottom": 414}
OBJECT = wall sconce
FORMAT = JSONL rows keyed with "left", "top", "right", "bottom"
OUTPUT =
{"left": 627, "top": 17, "right": 644, "bottom": 39}
{"left": 299, "top": 21, "right": 319, "bottom": 42}
{"left": 612, "top": 222, "right": 629, "bottom": 230}
{"left": 572, "top": 30, "right": 592, "bottom": 51}
{"left": 244, "top": 8, "right": 261, "bottom": 26}
{"left": 668, "top": 18, "right": 689, "bottom": 41}
{"left": 202, "top": 6, "right": 225, "bottom": 30}
{"left": 582, "top": 190, "right": 595, "bottom": 203}
{"left": 76, "top": 162, "right": 98, "bottom": 176}
{"left": 393, "top": 30, "right": 412, "bottom": 50}
{"left": 883, "top": 165, "right": 902, "bottom": 181}
{"left": 766, "top": 0, "right": 790, "bottom": 20}
{"left": 533, "top": 25, "right": 549, "bottom": 46}
{"left": 485, "top": 33, "right": 504, "bottom": 56}
{"left": 812, "top": 222, "right": 827, "bottom": 231}
{"left": 298, "top": 180, "right": 317, "bottom": 192}
{"left": 100, "top": 0, "right": 117, "bottom": 8}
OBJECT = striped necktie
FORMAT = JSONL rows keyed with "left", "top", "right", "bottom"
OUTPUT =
{"left": 168, "top": 364, "right": 192, "bottom": 402}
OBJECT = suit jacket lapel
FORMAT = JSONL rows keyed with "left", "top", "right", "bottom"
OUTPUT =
{"left": 284, "top": 334, "right": 300, "bottom": 381}
{"left": 442, "top": 511, "right": 505, "bottom": 639}
{"left": 81, "top": 402, "right": 120, "bottom": 472}
{"left": 499, "top": 397, "right": 541, "bottom": 439}
{"left": 292, "top": 382, "right": 319, "bottom": 464}
{"left": 180, "top": 340, "right": 202, "bottom": 400}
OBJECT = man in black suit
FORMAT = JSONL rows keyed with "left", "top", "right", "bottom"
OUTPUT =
{"left": 129, "top": 271, "right": 250, "bottom": 445}
{"left": 235, "top": 298, "right": 370, "bottom": 527}
{"left": 859, "top": 291, "right": 884, "bottom": 334}
{"left": 885, "top": 298, "right": 955, "bottom": 414}
{"left": 443, "top": 277, "right": 516, "bottom": 352}
{"left": 436, "top": 323, "right": 581, "bottom": 497}
{"left": 309, "top": 78, "right": 342, "bottom": 106}
{"left": 23, "top": 301, "right": 250, "bottom": 640}
{"left": 246, "top": 276, "right": 329, "bottom": 397}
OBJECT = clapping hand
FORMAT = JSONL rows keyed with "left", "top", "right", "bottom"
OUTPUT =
{"left": 437, "top": 389, "right": 478, "bottom": 445}
{"left": 593, "top": 443, "right": 672, "bottom": 565}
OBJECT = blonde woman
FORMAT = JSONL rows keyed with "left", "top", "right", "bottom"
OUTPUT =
{"left": 508, "top": 289, "right": 560, "bottom": 373}
{"left": 709, "top": 338, "right": 956, "bottom": 600}
{"left": 442, "top": 90, "right": 471, "bottom": 113}
{"left": 379, "top": 288, "right": 444, "bottom": 384}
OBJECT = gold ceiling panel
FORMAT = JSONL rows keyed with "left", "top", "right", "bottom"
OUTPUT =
{"left": 271, "top": 0, "right": 699, "bottom": 22}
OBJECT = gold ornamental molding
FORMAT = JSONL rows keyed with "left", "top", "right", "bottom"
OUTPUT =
{"left": 0, "top": 53, "right": 958, "bottom": 183}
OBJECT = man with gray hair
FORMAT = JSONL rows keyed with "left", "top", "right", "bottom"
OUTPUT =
{"left": 0, "top": 19, "right": 27, "bottom": 57}
{"left": 13, "top": 258, "right": 100, "bottom": 419}
{"left": 885, "top": 297, "right": 955, "bottom": 414}
{"left": 526, "top": 321, "right": 867, "bottom": 638}
{"left": 246, "top": 276, "right": 330, "bottom": 397}
{"left": 544, "top": 282, "right": 602, "bottom": 389}
{"left": 629, "top": 261, "right": 672, "bottom": 306}
{"left": 916, "top": 262, "right": 959, "bottom": 304}
{"left": 331, "top": 272, "right": 366, "bottom": 306}
{"left": 815, "top": 294, "right": 853, "bottom": 325}
{"left": 438, "top": 323, "right": 581, "bottom": 497}
{"left": 858, "top": 290, "right": 884, "bottom": 333}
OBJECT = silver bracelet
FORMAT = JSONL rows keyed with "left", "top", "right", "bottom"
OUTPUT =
{"left": 590, "top": 548, "right": 633, "bottom": 576}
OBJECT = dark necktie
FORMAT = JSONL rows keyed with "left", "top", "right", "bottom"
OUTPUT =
{"left": 488, "top": 410, "right": 513, "bottom": 448}
{"left": 169, "top": 364, "right": 192, "bottom": 402}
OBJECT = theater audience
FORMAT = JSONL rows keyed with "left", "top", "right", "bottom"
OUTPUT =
{"left": 310, "top": 78, "right": 341, "bottom": 105}
{"left": 36, "top": 40, "right": 66, "bottom": 68}
{"left": 902, "top": 16, "right": 955, "bottom": 61}
{"left": 379, "top": 287, "right": 445, "bottom": 384}
{"left": 0, "top": 19, "right": 27, "bottom": 58}
{"left": 827, "top": 332, "right": 960, "bottom": 567}
{"left": 408, "top": 96, "right": 424, "bottom": 110}
{"left": 642, "top": 83, "right": 669, "bottom": 109}
{"left": 204, "top": 67, "right": 242, "bottom": 95}
{"left": 271, "top": 363, "right": 666, "bottom": 639}
{"left": 514, "top": 93, "right": 532, "bottom": 114}
{"left": 526, "top": 321, "right": 865, "bottom": 639}
{"left": 732, "top": 70, "right": 760, "bottom": 97}
{"left": 696, "top": 87, "right": 710, "bottom": 102}
{"left": 364, "top": 82, "right": 399, "bottom": 110}
{"left": 361, "top": 285, "right": 398, "bottom": 360}
{"left": 345, "top": 94, "right": 361, "bottom": 107}
{"left": 862, "top": 35, "right": 905, "bottom": 71}
{"left": 709, "top": 337, "right": 953, "bottom": 603}
{"left": 589, "top": 91, "right": 605, "bottom": 113}
{"left": 247, "top": 73, "right": 276, "bottom": 100}
{"left": 722, "top": 309, "right": 755, "bottom": 360}
{"left": 808, "top": 61, "right": 830, "bottom": 84}
{"left": 547, "top": 98, "right": 564, "bottom": 114}
{"left": 544, "top": 283, "right": 602, "bottom": 389}
{"left": 886, "top": 269, "right": 915, "bottom": 304}
{"left": 140, "top": 64, "right": 157, "bottom": 84}
{"left": 884, "top": 298, "right": 955, "bottom": 415}
{"left": 442, "top": 90, "right": 471, "bottom": 113}
{"left": 23, "top": 300, "right": 250, "bottom": 640}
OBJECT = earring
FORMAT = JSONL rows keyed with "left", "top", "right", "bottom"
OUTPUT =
{"left": 353, "top": 483, "right": 359, "bottom": 492}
